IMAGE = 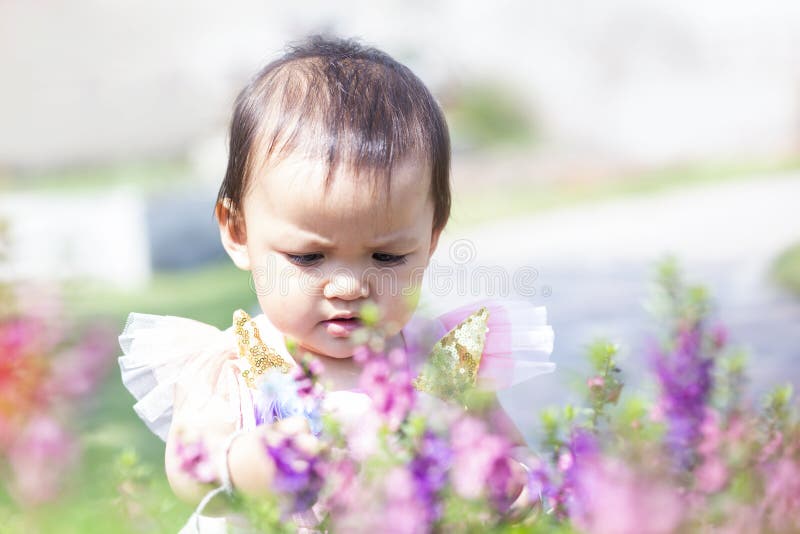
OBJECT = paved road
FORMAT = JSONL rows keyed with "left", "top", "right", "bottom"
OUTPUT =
{"left": 423, "top": 173, "right": 800, "bottom": 442}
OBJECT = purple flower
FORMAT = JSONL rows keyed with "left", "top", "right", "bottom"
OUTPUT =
{"left": 265, "top": 433, "right": 323, "bottom": 513}
{"left": 253, "top": 368, "right": 322, "bottom": 435}
{"left": 409, "top": 430, "right": 452, "bottom": 522}
{"left": 545, "top": 428, "right": 600, "bottom": 518}
{"left": 651, "top": 325, "right": 714, "bottom": 470}
{"left": 292, "top": 357, "right": 325, "bottom": 399}
{"left": 525, "top": 457, "right": 551, "bottom": 508}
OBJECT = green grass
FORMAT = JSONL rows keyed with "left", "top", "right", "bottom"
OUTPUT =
{"left": 772, "top": 241, "right": 800, "bottom": 297}
{"left": 3, "top": 159, "right": 192, "bottom": 194}
{"left": 65, "top": 261, "right": 256, "bottom": 330}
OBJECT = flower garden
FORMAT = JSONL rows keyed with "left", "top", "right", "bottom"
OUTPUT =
{"left": 1, "top": 243, "right": 798, "bottom": 532}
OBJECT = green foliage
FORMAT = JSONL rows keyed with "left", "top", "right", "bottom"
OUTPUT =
{"left": 772, "top": 241, "right": 800, "bottom": 297}
{"left": 646, "top": 256, "right": 710, "bottom": 332}
{"left": 445, "top": 82, "right": 536, "bottom": 149}
{"left": 713, "top": 349, "right": 749, "bottom": 416}
{"left": 762, "top": 383, "right": 794, "bottom": 434}
{"left": 583, "top": 340, "right": 624, "bottom": 432}
{"left": 234, "top": 493, "right": 294, "bottom": 534}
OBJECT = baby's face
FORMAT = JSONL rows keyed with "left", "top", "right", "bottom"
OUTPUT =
{"left": 225, "top": 153, "right": 441, "bottom": 359}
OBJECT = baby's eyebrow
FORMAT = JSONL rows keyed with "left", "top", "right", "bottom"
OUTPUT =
{"left": 367, "top": 235, "right": 418, "bottom": 249}
{"left": 285, "top": 227, "right": 418, "bottom": 249}
{"left": 292, "top": 232, "right": 417, "bottom": 248}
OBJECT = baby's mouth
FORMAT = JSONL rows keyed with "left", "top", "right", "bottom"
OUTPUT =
{"left": 322, "top": 317, "right": 363, "bottom": 337}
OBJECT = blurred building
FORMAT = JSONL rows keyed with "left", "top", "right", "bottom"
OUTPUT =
{"left": 1, "top": 0, "right": 799, "bottom": 173}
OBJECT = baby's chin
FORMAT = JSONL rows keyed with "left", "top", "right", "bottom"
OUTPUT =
{"left": 295, "top": 337, "right": 356, "bottom": 360}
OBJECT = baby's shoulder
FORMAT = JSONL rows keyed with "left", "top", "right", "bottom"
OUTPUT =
{"left": 118, "top": 310, "right": 291, "bottom": 441}
{"left": 405, "top": 299, "right": 556, "bottom": 391}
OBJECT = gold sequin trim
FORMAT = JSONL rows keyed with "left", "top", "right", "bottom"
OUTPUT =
{"left": 233, "top": 309, "right": 291, "bottom": 389}
{"left": 413, "top": 306, "right": 489, "bottom": 402}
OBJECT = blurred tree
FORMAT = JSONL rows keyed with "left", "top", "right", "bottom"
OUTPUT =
{"left": 443, "top": 81, "right": 537, "bottom": 150}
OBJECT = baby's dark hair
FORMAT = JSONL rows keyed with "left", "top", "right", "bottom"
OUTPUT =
{"left": 216, "top": 35, "right": 451, "bottom": 235}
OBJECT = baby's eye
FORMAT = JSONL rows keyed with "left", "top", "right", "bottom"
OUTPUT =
{"left": 372, "top": 252, "right": 408, "bottom": 266}
{"left": 286, "top": 253, "right": 324, "bottom": 266}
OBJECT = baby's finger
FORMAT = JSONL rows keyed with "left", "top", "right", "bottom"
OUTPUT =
{"left": 292, "top": 431, "right": 321, "bottom": 455}
{"left": 274, "top": 415, "right": 311, "bottom": 436}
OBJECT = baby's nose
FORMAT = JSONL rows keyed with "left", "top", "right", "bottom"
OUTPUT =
{"left": 323, "top": 269, "right": 369, "bottom": 300}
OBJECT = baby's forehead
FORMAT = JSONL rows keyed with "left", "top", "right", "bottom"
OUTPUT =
{"left": 246, "top": 153, "right": 433, "bottom": 231}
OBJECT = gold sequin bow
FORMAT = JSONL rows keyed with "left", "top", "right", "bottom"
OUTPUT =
{"left": 233, "top": 309, "right": 291, "bottom": 389}
{"left": 412, "top": 307, "right": 489, "bottom": 402}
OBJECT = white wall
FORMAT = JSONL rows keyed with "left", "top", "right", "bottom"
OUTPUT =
{"left": 0, "top": 189, "right": 151, "bottom": 289}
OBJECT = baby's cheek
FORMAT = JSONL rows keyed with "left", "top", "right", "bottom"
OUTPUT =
{"left": 396, "top": 262, "right": 425, "bottom": 305}
{"left": 378, "top": 270, "right": 423, "bottom": 335}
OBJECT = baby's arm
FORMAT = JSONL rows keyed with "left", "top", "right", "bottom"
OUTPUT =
{"left": 163, "top": 370, "right": 281, "bottom": 511}
{"left": 483, "top": 392, "right": 526, "bottom": 446}
{"left": 482, "top": 392, "right": 540, "bottom": 515}
{"left": 165, "top": 391, "right": 319, "bottom": 512}
{"left": 164, "top": 418, "right": 275, "bottom": 510}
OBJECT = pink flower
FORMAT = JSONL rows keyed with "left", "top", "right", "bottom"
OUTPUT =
{"left": 697, "top": 408, "right": 722, "bottom": 456}
{"left": 572, "top": 457, "right": 683, "bottom": 534}
{"left": 45, "top": 325, "right": 113, "bottom": 399}
{"left": 711, "top": 324, "right": 728, "bottom": 350}
{"left": 324, "top": 458, "right": 357, "bottom": 509}
{"left": 759, "top": 431, "right": 783, "bottom": 463}
{"left": 696, "top": 455, "right": 728, "bottom": 493}
{"left": 342, "top": 407, "right": 382, "bottom": 461}
{"left": 358, "top": 349, "right": 415, "bottom": 430}
{"left": 450, "top": 417, "right": 513, "bottom": 509}
{"left": 726, "top": 416, "right": 746, "bottom": 441}
{"left": 760, "top": 457, "right": 800, "bottom": 532}
{"left": 558, "top": 451, "right": 574, "bottom": 472}
{"left": 175, "top": 437, "right": 216, "bottom": 484}
{"left": 382, "top": 468, "right": 429, "bottom": 534}
{"left": 587, "top": 376, "right": 605, "bottom": 389}
{"left": 327, "top": 465, "right": 429, "bottom": 534}
{"left": 7, "top": 415, "right": 79, "bottom": 505}
{"left": 715, "top": 506, "right": 761, "bottom": 534}
{"left": 649, "top": 401, "right": 665, "bottom": 423}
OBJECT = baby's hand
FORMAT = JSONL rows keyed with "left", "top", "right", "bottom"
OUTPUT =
{"left": 228, "top": 416, "right": 322, "bottom": 498}
{"left": 504, "top": 457, "right": 543, "bottom": 524}
{"left": 260, "top": 416, "right": 321, "bottom": 457}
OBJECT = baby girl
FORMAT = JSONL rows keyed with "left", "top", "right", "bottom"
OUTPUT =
{"left": 119, "top": 35, "right": 554, "bottom": 532}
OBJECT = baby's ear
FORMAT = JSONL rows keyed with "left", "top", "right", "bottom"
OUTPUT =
{"left": 216, "top": 199, "right": 251, "bottom": 271}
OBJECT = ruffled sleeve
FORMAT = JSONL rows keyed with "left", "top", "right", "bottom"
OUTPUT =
{"left": 404, "top": 299, "right": 555, "bottom": 392}
{"left": 117, "top": 313, "right": 256, "bottom": 442}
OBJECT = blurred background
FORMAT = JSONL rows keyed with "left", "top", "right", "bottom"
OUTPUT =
{"left": 1, "top": 1, "right": 799, "bottom": 531}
